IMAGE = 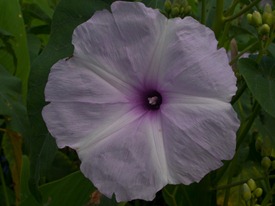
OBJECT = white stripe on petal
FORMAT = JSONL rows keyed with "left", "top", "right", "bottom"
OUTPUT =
{"left": 78, "top": 114, "right": 168, "bottom": 201}
{"left": 160, "top": 102, "right": 239, "bottom": 183}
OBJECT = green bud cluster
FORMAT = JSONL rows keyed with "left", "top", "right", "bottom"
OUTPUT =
{"left": 260, "top": 155, "right": 275, "bottom": 173}
{"left": 261, "top": 156, "right": 271, "bottom": 170}
{"left": 242, "top": 183, "right": 252, "bottom": 201}
{"left": 246, "top": 3, "right": 275, "bottom": 36}
{"left": 261, "top": 156, "right": 275, "bottom": 172}
{"left": 255, "top": 136, "right": 263, "bottom": 152}
{"left": 164, "top": 0, "right": 191, "bottom": 18}
{"left": 242, "top": 179, "right": 263, "bottom": 204}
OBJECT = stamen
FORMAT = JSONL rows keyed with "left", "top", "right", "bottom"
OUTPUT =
{"left": 148, "top": 96, "right": 158, "bottom": 105}
{"left": 143, "top": 90, "right": 162, "bottom": 110}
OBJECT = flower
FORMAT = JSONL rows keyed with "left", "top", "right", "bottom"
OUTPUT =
{"left": 42, "top": 1, "right": 239, "bottom": 202}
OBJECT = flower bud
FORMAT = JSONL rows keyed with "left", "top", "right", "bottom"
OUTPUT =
{"left": 263, "top": 12, "right": 273, "bottom": 26}
{"left": 184, "top": 5, "right": 191, "bottom": 14}
{"left": 247, "top": 179, "right": 257, "bottom": 191}
{"left": 179, "top": 6, "right": 185, "bottom": 15}
{"left": 264, "top": 3, "right": 272, "bottom": 13}
{"left": 164, "top": 0, "right": 172, "bottom": 13}
{"left": 247, "top": 13, "right": 253, "bottom": 24}
{"left": 259, "top": 24, "right": 270, "bottom": 35}
{"left": 255, "top": 137, "right": 263, "bottom": 152}
{"left": 253, "top": 188, "right": 263, "bottom": 198}
{"left": 171, "top": 7, "right": 180, "bottom": 17}
{"left": 261, "top": 156, "right": 271, "bottom": 170}
{"left": 242, "top": 183, "right": 252, "bottom": 201}
{"left": 252, "top": 11, "right": 262, "bottom": 27}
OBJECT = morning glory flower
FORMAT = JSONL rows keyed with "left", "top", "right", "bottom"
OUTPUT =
{"left": 42, "top": 1, "right": 239, "bottom": 202}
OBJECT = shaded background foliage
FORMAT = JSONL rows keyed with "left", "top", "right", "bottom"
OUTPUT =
{"left": 1, "top": 0, "right": 275, "bottom": 205}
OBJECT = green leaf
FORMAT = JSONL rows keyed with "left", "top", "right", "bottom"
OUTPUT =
{"left": 163, "top": 175, "right": 214, "bottom": 206}
{"left": 255, "top": 111, "right": 275, "bottom": 158}
{"left": 21, "top": 169, "right": 119, "bottom": 206}
{"left": 0, "top": 65, "right": 27, "bottom": 205}
{"left": 238, "top": 57, "right": 275, "bottom": 118}
{"left": 2, "top": 131, "right": 22, "bottom": 206}
{"left": 0, "top": 65, "right": 27, "bottom": 133}
{"left": 27, "top": 34, "right": 41, "bottom": 64}
{"left": 0, "top": 0, "right": 30, "bottom": 102}
{"left": 22, "top": 0, "right": 55, "bottom": 19}
{"left": 44, "top": 151, "right": 78, "bottom": 182}
{"left": 26, "top": 0, "right": 109, "bottom": 202}
{"left": 39, "top": 171, "right": 94, "bottom": 206}
{"left": 20, "top": 155, "right": 37, "bottom": 205}
{"left": 0, "top": 28, "right": 17, "bottom": 69}
{"left": 21, "top": 2, "right": 52, "bottom": 24}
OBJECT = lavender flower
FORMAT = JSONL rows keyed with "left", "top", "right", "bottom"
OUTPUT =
{"left": 42, "top": 1, "right": 239, "bottom": 202}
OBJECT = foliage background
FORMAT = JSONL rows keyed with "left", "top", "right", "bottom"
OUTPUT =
{"left": 1, "top": 0, "right": 275, "bottom": 205}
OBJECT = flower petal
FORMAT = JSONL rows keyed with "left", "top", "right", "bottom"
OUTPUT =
{"left": 42, "top": 102, "right": 140, "bottom": 149}
{"left": 72, "top": 1, "right": 167, "bottom": 89}
{"left": 45, "top": 57, "right": 130, "bottom": 103}
{"left": 160, "top": 98, "right": 239, "bottom": 183}
{"left": 158, "top": 17, "right": 236, "bottom": 102}
{"left": 78, "top": 113, "right": 169, "bottom": 202}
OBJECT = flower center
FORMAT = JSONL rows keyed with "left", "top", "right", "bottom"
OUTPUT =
{"left": 145, "top": 90, "right": 162, "bottom": 110}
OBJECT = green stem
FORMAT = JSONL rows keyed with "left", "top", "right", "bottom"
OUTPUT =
{"left": 213, "top": 0, "right": 225, "bottom": 37}
{"left": 264, "top": 171, "right": 272, "bottom": 198}
{"left": 212, "top": 175, "right": 275, "bottom": 191}
{"left": 224, "top": 0, "right": 239, "bottom": 17}
{"left": 236, "top": 102, "right": 261, "bottom": 149}
{"left": 231, "top": 81, "right": 247, "bottom": 105}
{"left": 0, "top": 164, "right": 10, "bottom": 206}
{"left": 257, "top": 25, "right": 275, "bottom": 61}
{"left": 222, "top": 102, "right": 261, "bottom": 206}
{"left": 201, "top": 0, "right": 206, "bottom": 24}
{"left": 163, "top": 187, "right": 178, "bottom": 206}
{"left": 261, "top": 183, "right": 275, "bottom": 206}
{"left": 224, "top": 0, "right": 261, "bottom": 22}
{"left": 256, "top": 41, "right": 265, "bottom": 64}
{"left": 218, "top": 22, "right": 231, "bottom": 47}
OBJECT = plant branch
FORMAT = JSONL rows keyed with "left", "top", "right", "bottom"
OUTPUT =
{"left": 224, "top": 0, "right": 261, "bottom": 22}
{"left": 213, "top": 0, "right": 225, "bottom": 37}
{"left": 222, "top": 102, "right": 261, "bottom": 206}
{"left": 201, "top": 0, "right": 206, "bottom": 24}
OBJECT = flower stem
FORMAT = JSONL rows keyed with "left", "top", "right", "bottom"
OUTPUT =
{"left": 230, "top": 81, "right": 247, "bottom": 105}
{"left": 261, "top": 183, "right": 275, "bottom": 206}
{"left": 224, "top": 0, "right": 261, "bottom": 22}
{"left": 218, "top": 22, "right": 231, "bottom": 47}
{"left": 163, "top": 187, "right": 178, "bottom": 206}
{"left": 224, "top": 0, "right": 239, "bottom": 17}
{"left": 200, "top": 0, "right": 206, "bottom": 24}
{"left": 236, "top": 102, "right": 260, "bottom": 149}
{"left": 213, "top": 0, "right": 225, "bottom": 37}
{"left": 222, "top": 102, "right": 261, "bottom": 206}
{"left": 212, "top": 175, "right": 275, "bottom": 191}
